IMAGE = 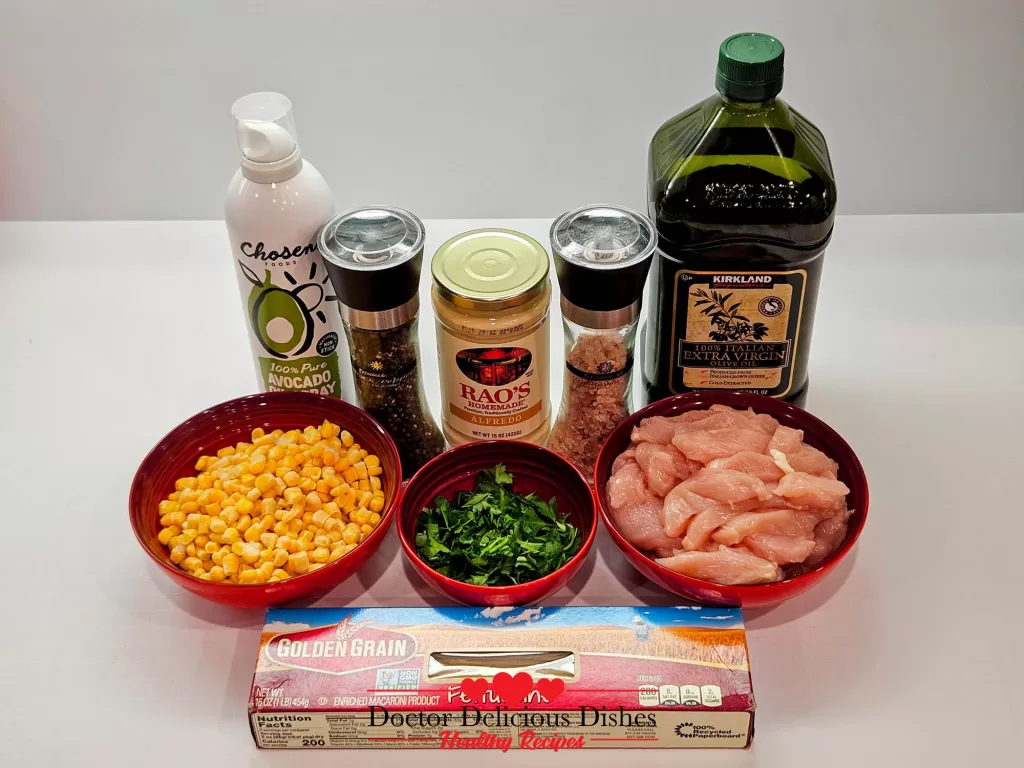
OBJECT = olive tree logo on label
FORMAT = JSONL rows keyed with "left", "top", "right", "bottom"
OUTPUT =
{"left": 239, "top": 260, "right": 336, "bottom": 359}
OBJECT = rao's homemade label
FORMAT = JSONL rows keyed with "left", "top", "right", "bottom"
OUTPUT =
{"left": 670, "top": 269, "right": 805, "bottom": 397}
{"left": 235, "top": 240, "right": 345, "bottom": 397}
{"left": 440, "top": 326, "right": 548, "bottom": 441}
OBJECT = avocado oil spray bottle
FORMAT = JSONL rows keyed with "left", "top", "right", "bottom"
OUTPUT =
{"left": 225, "top": 92, "right": 352, "bottom": 400}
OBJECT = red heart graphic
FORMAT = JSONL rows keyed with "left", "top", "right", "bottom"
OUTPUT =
{"left": 460, "top": 678, "right": 488, "bottom": 702}
{"left": 491, "top": 671, "right": 533, "bottom": 705}
{"left": 534, "top": 677, "right": 565, "bottom": 702}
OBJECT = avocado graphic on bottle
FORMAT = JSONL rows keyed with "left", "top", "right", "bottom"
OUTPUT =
{"left": 224, "top": 92, "right": 352, "bottom": 400}
{"left": 643, "top": 34, "right": 836, "bottom": 406}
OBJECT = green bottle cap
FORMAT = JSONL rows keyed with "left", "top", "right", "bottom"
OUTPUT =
{"left": 715, "top": 32, "right": 785, "bottom": 101}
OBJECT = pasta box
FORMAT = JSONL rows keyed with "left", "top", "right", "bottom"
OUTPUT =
{"left": 248, "top": 605, "right": 755, "bottom": 749}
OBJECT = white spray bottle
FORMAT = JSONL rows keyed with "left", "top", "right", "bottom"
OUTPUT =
{"left": 225, "top": 92, "right": 352, "bottom": 400}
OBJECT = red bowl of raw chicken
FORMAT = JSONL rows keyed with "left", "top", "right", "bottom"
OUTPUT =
{"left": 594, "top": 392, "right": 867, "bottom": 608}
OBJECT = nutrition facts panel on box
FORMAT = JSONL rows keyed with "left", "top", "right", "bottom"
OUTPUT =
{"left": 251, "top": 710, "right": 751, "bottom": 749}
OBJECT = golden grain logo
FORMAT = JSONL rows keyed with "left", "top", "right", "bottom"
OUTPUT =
{"left": 267, "top": 616, "right": 417, "bottom": 676}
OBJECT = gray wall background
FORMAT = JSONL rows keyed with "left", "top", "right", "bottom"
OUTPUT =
{"left": 2, "top": 0, "right": 1022, "bottom": 221}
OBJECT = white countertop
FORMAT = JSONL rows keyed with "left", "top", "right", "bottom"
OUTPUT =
{"left": 2, "top": 215, "right": 1022, "bottom": 766}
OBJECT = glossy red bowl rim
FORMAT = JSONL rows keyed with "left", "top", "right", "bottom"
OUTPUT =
{"left": 129, "top": 391, "right": 403, "bottom": 592}
{"left": 594, "top": 392, "right": 869, "bottom": 596}
{"left": 396, "top": 440, "right": 598, "bottom": 597}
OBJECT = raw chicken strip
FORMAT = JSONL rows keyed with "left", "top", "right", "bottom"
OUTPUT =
{"left": 768, "top": 425, "right": 839, "bottom": 479}
{"left": 787, "top": 444, "right": 839, "bottom": 479}
{"left": 681, "top": 468, "right": 769, "bottom": 507}
{"left": 606, "top": 462, "right": 683, "bottom": 552}
{"left": 661, "top": 484, "right": 716, "bottom": 537}
{"left": 656, "top": 546, "right": 781, "bottom": 585}
{"left": 805, "top": 507, "right": 854, "bottom": 567}
{"left": 712, "top": 509, "right": 819, "bottom": 546}
{"left": 681, "top": 505, "right": 742, "bottom": 551}
{"left": 767, "top": 425, "right": 804, "bottom": 454}
{"left": 674, "top": 404, "right": 779, "bottom": 435}
{"left": 611, "top": 449, "right": 636, "bottom": 475}
{"left": 708, "top": 451, "right": 785, "bottom": 483}
{"left": 775, "top": 472, "right": 851, "bottom": 510}
{"left": 672, "top": 428, "right": 771, "bottom": 463}
{"left": 743, "top": 533, "right": 816, "bottom": 564}
{"left": 635, "top": 442, "right": 692, "bottom": 497}
{"left": 631, "top": 416, "right": 680, "bottom": 445}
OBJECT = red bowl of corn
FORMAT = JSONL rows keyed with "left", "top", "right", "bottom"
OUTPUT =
{"left": 129, "top": 392, "right": 402, "bottom": 608}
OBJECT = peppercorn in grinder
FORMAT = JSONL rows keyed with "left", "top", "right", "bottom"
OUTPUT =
{"left": 317, "top": 207, "right": 444, "bottom": 477}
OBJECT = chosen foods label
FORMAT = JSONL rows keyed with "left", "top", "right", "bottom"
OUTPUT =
{"left": 440, "top": 327, "right": 548, "bottom": 440}
{"left": 236, "top": 247, "right": 345, "bottom": 397}
{"left": 670, "top": 269, "right": 806, "bottom": 397}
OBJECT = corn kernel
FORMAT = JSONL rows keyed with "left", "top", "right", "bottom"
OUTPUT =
{"left": 368, "top": 496, "right": 384, "bottom": 513}
{"left": 223, "top": 553, "right": 240, "bottom": 574}
{"left": 222, "top": 527, "right": 241, "bottom": 545}
{"left": 329, "top": 546, "right": 346, "bottom": 562}
{"left": 369, "top": 512, "right": 381, "bottom": 525}
{"left": 260, "top": 531, "right": 278, "bottom": 550}
{"left": 342, "top": 524, "right": 360, "bottom": 545}
{"left": 299, "top": 478, "right": 316, "bottom": 493}
{"left": 219, "top": 506, "right": 239, "bottom": 524}
{"left": 340, "top": 430, "right": 354, "bottom": 447}
{"left": 243, "top": 524, "right": 262, "bottom": 543}
{"left": 370, "top": 476, "right": 382, "bottom": 491}
{"left": 238, "top": 569, "right": 263, "bottom": 585}
{"left": 169, "top": 544, "right": 187, "bottom": 564}
{"left": 360, "top": 524, "right": 373, "bottom": 535}
{"left": 236, "top": 515, "right": 252, "bottom": 533}
{"left": 157, "top": 526, "right": 179, "bottom": 545}
{"left": 368, "top": 466, "right": 383, "bottom": 477}
{"left": 310, "top": 546, "right": 330, "bottom": 564}
{"left": 235, "top": 497, "right": 255, "bottom": 516}
{"left": 185, "top": 543, "right": 197, "bottom": 557}
{"left": 254, "top": 473, "right": 276, "bottom": 493}
{"left": 288, "top": 551, "right": 310, "bottom": 574}
{"left": 209, "top": 517, "right": 227, "bottom": 534}
{"left": 271, "top": 568, "right": 290, "bottom": 581}
{"left": 273, "top": 548, "right": 289, "bottom": 567}
{"left": 273, "top": 520, "right": 289, "bottom": 536}
{"left": 328, "top": 528, "right": 343, "bottom": 543}
{"left": 181, "top": 556, "right": 203, "bottom": 572}
{"left": 209, "top": 566, "right": 226, "bottom": 582}
{"left": 305, "top": 491, "right": 323, "bottom": 511}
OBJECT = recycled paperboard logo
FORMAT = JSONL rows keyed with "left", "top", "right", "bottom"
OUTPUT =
{"left": 239, "top": 261, "right": 336, "bottom": 359}
{"left": 674, "top": 722, "right": 696, "bottom": 738}
{"left": 265, "top": 615, "right": 418, "bottom": 677}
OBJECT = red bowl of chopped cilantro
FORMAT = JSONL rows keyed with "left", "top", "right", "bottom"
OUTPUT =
{"left": 397, "top": 441, "right": 597, "bottom": 606}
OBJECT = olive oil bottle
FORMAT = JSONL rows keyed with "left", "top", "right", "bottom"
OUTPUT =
{"left": 644, "top": 33, "right": 836, "bottom": 405}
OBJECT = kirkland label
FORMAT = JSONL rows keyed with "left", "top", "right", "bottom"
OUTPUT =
{"left": 670, "top": 269, "right": 806, "bottom": 398}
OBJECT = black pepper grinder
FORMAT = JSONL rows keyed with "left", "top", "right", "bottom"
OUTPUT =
{"left": 317, "top": 207, "right": 444, "bottom": 478}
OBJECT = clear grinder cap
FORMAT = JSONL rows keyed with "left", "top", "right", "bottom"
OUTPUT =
{"left": 317, "top": 207, "right": 426, "bottom": 326}
{"left": 549, "top": 204, "right": 657, "bottom": 317}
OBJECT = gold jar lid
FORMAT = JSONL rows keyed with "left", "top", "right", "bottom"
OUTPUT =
{"left": 431, "top": 228, "right": 550, "bottom": 311}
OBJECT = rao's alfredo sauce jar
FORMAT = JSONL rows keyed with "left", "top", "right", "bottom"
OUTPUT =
{"left": 431, "top": 229, "right": 551, "bottom": 446}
